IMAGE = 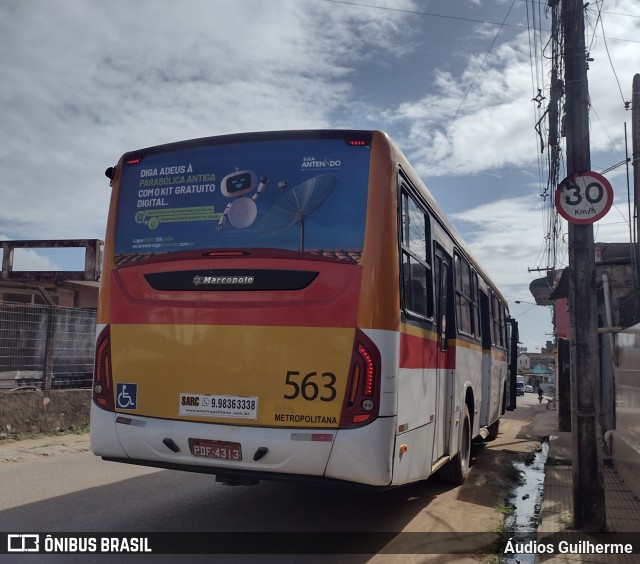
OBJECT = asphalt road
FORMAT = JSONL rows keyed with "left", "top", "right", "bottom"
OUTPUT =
{"left": 0, "top": 392, "right": 542, "bottom": 563}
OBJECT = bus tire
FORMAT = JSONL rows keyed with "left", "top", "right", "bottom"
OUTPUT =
{"left": 439, "top": 405, "right": 471, "bottom": 485}
{"left": 487, "top": 418, "right": 500, "bottom": 441}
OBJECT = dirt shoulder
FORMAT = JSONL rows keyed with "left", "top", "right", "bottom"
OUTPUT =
{"left": 369, "top": 395, "right": 548, "bottom": 561}
{"left": 0, "top": 431, "right": 90, "bottom": 463}
{"left": 446, "top": 398, "right": 547, "bottom": 519}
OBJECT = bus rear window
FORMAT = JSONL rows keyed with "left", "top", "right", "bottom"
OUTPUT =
{"left": 113, "top": 138, "right": 370, "bottom": 265}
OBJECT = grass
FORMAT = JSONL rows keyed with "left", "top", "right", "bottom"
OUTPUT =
{"left": 558, "top": 515, "right": 574, "bottom": 529}
{"left": 492, "top": 497, "right": 516, "bottom": 558}
{"left": 490, "top": 460, "right": 527, "bottom": 558}
{"left": 495, "top": 498, "right": 515, "bottom": 519}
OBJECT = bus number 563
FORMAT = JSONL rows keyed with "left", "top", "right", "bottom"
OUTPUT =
{"left": 283, "top": 371, "right": 337, "bottom": 402}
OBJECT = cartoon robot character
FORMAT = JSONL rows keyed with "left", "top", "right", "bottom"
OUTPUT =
{"left": 218, "top": 169, "right": 269, "bottom": 231}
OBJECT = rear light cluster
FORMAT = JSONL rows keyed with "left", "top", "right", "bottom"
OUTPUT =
{"left": 93, "top": 326, "right": 114, "bottom": 411}
{"left": 339, "top": 329, "right": 381, "bottom": 428}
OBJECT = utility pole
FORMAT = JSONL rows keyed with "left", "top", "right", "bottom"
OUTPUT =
{"left": 562, "top": 0, "right": 606, "bottom": 531}
{"left": 633, "top": 74, "right": 640, "bottom": 281}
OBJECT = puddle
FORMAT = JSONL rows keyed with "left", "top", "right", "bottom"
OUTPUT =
{"left": 502, "top": 439, "right": 549, "bottom": 563}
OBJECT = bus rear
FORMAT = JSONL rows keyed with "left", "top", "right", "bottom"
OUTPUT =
{"left": 91, "top": 130, "right": 398, "bottom": 486}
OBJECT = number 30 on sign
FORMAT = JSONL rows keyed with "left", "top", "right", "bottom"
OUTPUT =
{"left": 555, "top": 171, "right": 613, "bottom": 225}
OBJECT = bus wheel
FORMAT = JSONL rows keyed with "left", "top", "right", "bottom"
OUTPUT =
{"left": 439, "top": 406, "right": 471, "bottom": 485}
{"left": 486, "top": 418, "right": 500, "bottom": 441}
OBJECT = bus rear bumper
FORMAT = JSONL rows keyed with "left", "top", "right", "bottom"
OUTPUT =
{"left": 326, "top": 417, "right": 396, "bottom": 486}
{"left": 90, "top": 402, "right": 126, "bottom": 457}
{"left": 90, "top": 405, "right": 396, "bottom": 487}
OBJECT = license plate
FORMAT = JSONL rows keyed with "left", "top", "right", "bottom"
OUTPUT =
{"left": 188, "top": 438, "right": 242, "bottom": 461}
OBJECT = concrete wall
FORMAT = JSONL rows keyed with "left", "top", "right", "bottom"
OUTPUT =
{"left": 609, "top": 323, "right": 640, "bottom": 500}
{"left": 0, "top": 389, "right": 91, "bottom": 436}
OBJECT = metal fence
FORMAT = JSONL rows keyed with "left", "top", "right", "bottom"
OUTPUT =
{"left": 0, "top": 302, "right": 96, "bottom": 390}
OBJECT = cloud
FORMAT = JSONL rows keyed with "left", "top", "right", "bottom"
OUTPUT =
{"left": 451, "top": 195, "right": 549, "bottom": 290}
{"left": 3, "top": 248, "right": 60, "bottom": 272}
{"left": 378, "top": 0, "right": 638, "bottom": 181}
{"left": 0, "top": 0, "right": 417, "bottom": 240}
{"left": 585, "top": 0, "right": 640, "bottom": 158}
{"left": 380, "top": 29, "right": 536, "bottom": 177}
{"left": 0, "top": 0, "right": 637, "bottom": 348}
{"left": 2, "top": 0, "right": 635, "bottom": 245}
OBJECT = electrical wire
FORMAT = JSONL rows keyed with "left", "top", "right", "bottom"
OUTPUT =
{"left": 322, "top": 0, "right": 636, "bottom": 277}
{"left": 320, "top": 0, "right": 640, "bottom": 44}
{"left": 321, "top": 0, "right": 531, "bottom": 30}
{"left": 524, "top": 0, "right": 566, "bottom": 279}
{"left": 426, "top": 0, "right": 518, "bottom": 171}
{"left": 596, "top": 2, "right": 629, "bottom": 107}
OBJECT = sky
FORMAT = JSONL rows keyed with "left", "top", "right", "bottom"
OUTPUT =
{"left": 1, "top": 0, "right": 639, "bottom": 351}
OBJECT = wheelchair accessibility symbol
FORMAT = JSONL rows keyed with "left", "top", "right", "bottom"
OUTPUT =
{"left": 116, "top": 383, "right": 138, "bottom": 410}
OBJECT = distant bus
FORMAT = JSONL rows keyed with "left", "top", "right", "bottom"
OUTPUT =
{"left": 91, "top": 130, "right": 517, "bottom": 487}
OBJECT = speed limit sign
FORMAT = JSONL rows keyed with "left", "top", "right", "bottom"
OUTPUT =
{"left": 555, "top": 171, "right": 613, "bottom": 224}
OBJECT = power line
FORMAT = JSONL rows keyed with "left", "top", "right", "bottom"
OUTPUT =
{"left": 504, "top": 0, "right": 640, "bottom": 21}
{"left": 320, "top": 0, "right": 640, "bottom": 44}
{"left": 321, "top": 0, "right": 529, "bottom": 29}
{"left": 525, "top": 0, "right": 559, "bottom": 276}
{"left": 592, "top": 1, "right": 629, "bottom": 107}
{"left": 425, "top": 0, "right": 518, "bottom": 170}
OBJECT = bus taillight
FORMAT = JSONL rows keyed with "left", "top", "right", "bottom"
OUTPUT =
{"left": 340, "top": 330, "right": 381, "bottom": 428}
{"left": 345, "top": 139, "right": 369, "bottom": 146}
{"left": 93, "top": 326, "right": 114, "bottom": 412}
{"left": 358, "top": 343, "right": 375, "bottom": 396}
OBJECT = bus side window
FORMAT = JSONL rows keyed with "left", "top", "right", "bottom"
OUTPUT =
{"left": 480, "top": 290, "right": 492, "bottom": 349}
{"left": 454, "top": 254, "right": 472, "bottom": 335}
{"left": 400, "top": 187, "right": 433, "bottom": 320}
{"left": 499, "top": 302, "right": 507, "bottom": 348}
{"left": 491, "top": 293, "right": 506, "bottom": 349}
{"left": 453, "top": 256, "right": 482, "bottom": 340}
{"left": 471, "top": 270, "right": 482, "bottom": 341}
{"left": 434, "top": 247, "right": 452, "bottom": 351}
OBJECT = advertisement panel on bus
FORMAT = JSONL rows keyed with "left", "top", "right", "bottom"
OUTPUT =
{"left": 114, "top": 138, "right": 370, "bottom": 263}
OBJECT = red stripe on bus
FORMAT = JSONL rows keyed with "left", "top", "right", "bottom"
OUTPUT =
{"left": 109, "top": 265, "right": 363, "bottom": 328}
{"left": 400, "top": 332, "right": 435, "bottom": 369}
{"left": 399, "top": 331, "right": 456, "bottom": 369}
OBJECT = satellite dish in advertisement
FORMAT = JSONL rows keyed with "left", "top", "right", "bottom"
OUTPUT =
{"left": 259, "top": 173, "right": 338, "bottom": 251}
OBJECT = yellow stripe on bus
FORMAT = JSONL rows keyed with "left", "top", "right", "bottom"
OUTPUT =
{"left": 400, "top": 323, "right": 438, "bottom": 342}
{"left": 110, "top": 324, "right": 356, "bottom": 428}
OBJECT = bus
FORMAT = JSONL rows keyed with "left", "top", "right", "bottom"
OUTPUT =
{"left": 91, "top": 129, "right": 517, "bottom": 487}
